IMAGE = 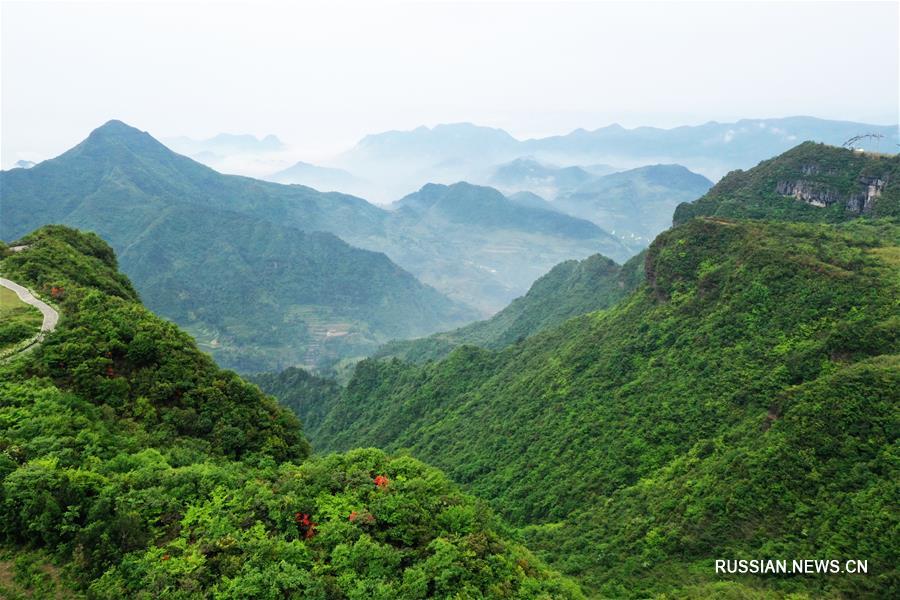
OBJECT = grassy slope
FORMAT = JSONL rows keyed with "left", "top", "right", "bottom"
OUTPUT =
{"left": 298, "top": 218, "right": 899, "bottom": 598}
{"left": 0, "top": 225, "right": 581, "bottom": 598}
{"left": 0, "top": 287, "right": 43, "bottom": 353}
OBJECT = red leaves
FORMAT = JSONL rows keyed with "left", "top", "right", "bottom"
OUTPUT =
{"left": 161, "top": 554, "right": 171, "bottom": 561}
{"left": 374, "top": 475, "right": 389, "bottom": 489}
{"left": 294, "top": 512, "right": 317, "bottom": 539}
{"left": 50, "top": 286, "right": 65, "bottom": 299}
{"left": 348, "top": 510, "right": 376, "bottom": 524}
{"left": 105, "top": 365, "right": 116, "bottom": 378}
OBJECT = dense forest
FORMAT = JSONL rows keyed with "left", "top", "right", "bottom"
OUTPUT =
{"left": 0, "top": 226, "right": 580, "bottom": 598}
{"left": 256, "top": 143, "right": 900, "bottom": 598}
{"left": 374, "top": 251, "right": 645, "bottom": 364}
{"left": 3, "top": 139, "right": 898, "bottom": 598}
{"left": 267, "top": 218, "right": 899, "bottom": 598}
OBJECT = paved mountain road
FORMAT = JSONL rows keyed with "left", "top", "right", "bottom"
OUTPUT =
{"left": 1, "top": 277, "right": 59, "bottom": 353}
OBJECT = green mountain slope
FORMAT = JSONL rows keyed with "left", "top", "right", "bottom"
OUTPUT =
{"left": 2, "top": 120, "right": 639, "bottom": 347}
{"left": 382, "top": 183, "right": 633, "bottom": 313}
{"left": 0, "top": 226, "right": 581, "bottom": 599}
{"left": 374, "top": 251, "right": 645, "bottom": 364}
{"left": 275, "top": 217, "right": 899, "bottom": 598}
{"left": 556, "top": 164, "right": 713, "bottom": 244}
{"left": 674, "top": 142, "right": 900, "bottom": 224}
{"left": 392, "top": 182, "right": 609, "bottom": 240}
{"left": 0, "top": 121, "right": 477, "bottom": 372}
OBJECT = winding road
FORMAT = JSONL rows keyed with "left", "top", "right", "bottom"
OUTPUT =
{"left": 0, "top": 277, "right": 59, "bottom": 353}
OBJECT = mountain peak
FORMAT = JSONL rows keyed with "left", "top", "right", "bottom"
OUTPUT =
{"left": 91, "top": 119, "right": 145, "bottom": 136}
{"left": 76, "top": 120, "right": 177, "bottom": 160}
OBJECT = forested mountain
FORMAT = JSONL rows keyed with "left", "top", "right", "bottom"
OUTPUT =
{"left": 0, "top": 226, "right": 581, "bottom": 598}
{"left": 484, "top": 160, "right": 713, "bottom": 245}
{"left": 379, "top": 182, "right": 632, "bottom": 313}
{"left": 392, "top": 182, "right": 607, "bottom": 239}
{"left": 262, "top": 213, "right": 900, "bottom": 597}
{"left": 675, "top": 141, "right": 900, "bottom": 224}
{"left": 0, "top": 121, "right": 475, "bottom": 372}
{"left": 554, "top": 164, "right": 713, "bottom": 244}
{"left": 374, "top": 251, "right": 645, "bottom": 363}
{"left": 1, "top": 121, "right": 637, "bottom": 353}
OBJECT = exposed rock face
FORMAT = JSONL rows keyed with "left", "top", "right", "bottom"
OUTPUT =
{"left": 846, "top": 176, "right": 886, "bottom": 214}
{"left": 775, "top": 180, "right": 842, "bottom": 208}
{"left": 777, "top": 169, "right": 887, "bottom": 215}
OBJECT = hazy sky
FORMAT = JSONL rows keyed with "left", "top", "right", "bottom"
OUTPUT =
{"left": 2, "top": 0, "right": 898, "bottom": 167}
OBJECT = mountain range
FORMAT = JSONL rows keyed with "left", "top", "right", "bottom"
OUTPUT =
{"left": 0, "top": 121, "right": 476, "bottom": 372}
{"left": 488, "top": 157, "right": 618, "bottom": 199}
{"left": 342, "top": 116, "right": 898, "bottom": 180}
{"left": 257, "top": 143, "right": 900, "bottom": 597}
{"left": 0, "top": 120, "right": 645, "bottom": 369}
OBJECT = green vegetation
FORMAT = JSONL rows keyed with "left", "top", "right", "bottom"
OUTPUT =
{"left": 275, "top": 217, "right": 899, "bottom": 597}
{"left": 555, "top": 164, "right": 713, "bottom": 244}
{"left": 374, "top": 182, "right": 634, "bottom": 314}
{"left": 0, "top": 122, "right": 478, "bottom": 372}
{"left": 248, "top": 367, "right": 342, "bottom": 431}
{"left": 0, "top": 287, "right": 43, "bottom": 353}
{"left": 674, "top": 142, "right": 900, "bottom": 224}
{"left": 374, "top": 251, "right": 645, "bottom": 364}
{"left": 0, "top": 120, "right": 644, "bottom": 368}
{"left": 0, "top": 226, "right": 580, "bottom": 598}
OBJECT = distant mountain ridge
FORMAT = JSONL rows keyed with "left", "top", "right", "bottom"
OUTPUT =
{"left": 351, "top": 122, "right": 519, "bottom": 163}
{"left": 488, "top": 157, "right": 604, "bottom": 199}
{"left": 555, "top": 164, "right": 714, "bottom": 243}
{"left": 380, "top": 181, "right": 633, "bottom": 312}
{"left": 392, "top": 182, "right": 609, "bottom": 240}
{"left": 266, "top": 160, "right": 365, "bottom": 190}
{"left": 340, "top": 116, "right": 898, "bottom": 183}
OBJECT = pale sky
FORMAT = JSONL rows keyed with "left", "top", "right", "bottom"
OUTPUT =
{"left": 2, "top": 0, "right": 898, "bottom": 167}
